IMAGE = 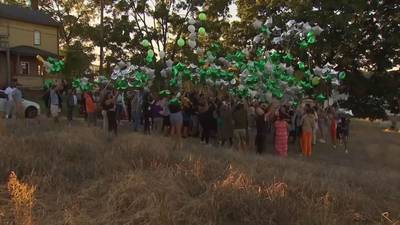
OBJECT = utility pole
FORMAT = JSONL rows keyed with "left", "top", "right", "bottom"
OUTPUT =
{"left": 99, "top": 0, "right": 104, "bottom": 75}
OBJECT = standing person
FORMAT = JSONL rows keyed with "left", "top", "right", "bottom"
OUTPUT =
{"left": 189, "top": 92, "right": 200, "bottom": 137}
{"left": 116, "top": 92, "right": 125, "bottom": 125}
{"left": 151, "top": 98, "right": 164, "bottom": 134}
{"left": 247, "top": 102, "right": 257, "bottom": 152}
{"left": 312, "top": 106, "right": 319, "bottom": 145}
{"left": 99, "top": 88, "right": 108, "bottom": 131}
{"left": 66, "top": 89, "right": 77, "bottom": 126}
{"left": 181, "top": 96, "right": 192, "bottom": 138}
{"left": 275, "top": 112, "right": 289, "bottom": 157}
{"left": 84, "top": 91, "right": 97, "bottom": 126}
{"left": 219, "top": 100, "right": 234, "bottom": 147}
{"left": 131, "top": 90, "right": 142, "bottom": 131}
{"left": 142, "top": 93, "right": 152, "bottom": 135}
{"left": 301, "top": 107, "right": 315, "bottom": 157}
{"left": 338, "top": 114, "right": 351, "bottom": 154}
{"left": 12, "top": 83, "right": 23, "bottom": 121}
{"left": 102, "top": 92, "right": 117, "bottom": 135}
{"left": 126, "top": 91, "right": 133, "bottom": 122}
{"left": 4, "top": 81, "right": 16, "bottom": 119}
{"left": 318, "top": 106, "right": 328, "bottom": 143}
{"left": 169, "top": 98, "right": 183, "bottom": 150}
{"left": 49, "top": 85, "right": 62, "bottom": 123}
{"left": 255, "top": 106, "right": 268, "bottom": 154}
{"left": 232, "top": 102, "right": 248, "bottom": 151}
{"left": 198, "top": 97, "right": 212, "bottom": 145}
{"left": 328, "top": 107, "right": 338, "bottom": 149}
{"left": 160, "top": 96, "right": 171, "bottom": 136}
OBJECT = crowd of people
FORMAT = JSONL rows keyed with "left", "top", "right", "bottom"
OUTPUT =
{"left": 40, "top": 82, "right": 351, "bottom": 156}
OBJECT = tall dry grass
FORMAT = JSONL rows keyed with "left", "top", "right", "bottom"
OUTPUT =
{"left": 0, "top": 120, "right": 399, "bottom": 225}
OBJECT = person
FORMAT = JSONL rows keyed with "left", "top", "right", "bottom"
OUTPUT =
{"left": 338, "top": 115, "right": 351, "bottom": 154}
{"left": 84, "top": 91, "right": 97, "bottom": 126}
{"left": 103, "top": 91, "right": 117, "bottom": 135}
{"left": 116, "top": 92, "right": 125, "bottom": 125}
{"left": 160, "top": 96, "right": 171, "bottom": 136}
{"left": 49, "top": 85, "right": 62, "bottom": 123}
{"left": 255, "top": 106, "right": 268, "bottom": 154}
{"left": 275, "top": 112, "right": 288, "bottom": 157}
{"left": 181, "top": 96, "right": 192, "bottom": 138}
{"left": 66, "top": 89, "right": 77, "bottom": 125}
{"left": 4, "top": 81, "right": 16, "bottom": 119}
{"left": 99, "top": 88, "right": 108, "bottom": 131}
{"left": 131, "top": 90, "right": 142, "bottom": 131}
{"left": 151, "top": 98, "right": 164, "bottom": 134}
{"left": 232, "top": 102, "right": 248, "bottom": 151}
{"left": 328, "top": 107, "right": 338, "bottom": 149}
{"left": 219, "top": 101, "right": 234, "bottom": 147}
{"left": 318, "top": 106, "right": 328, "bottom": 143}
{"left": 198, "top": 97, "right": 213, "bottom": 145}
{"left": 142, "top": 93, "right": 152, "bottom": 134}
{"left": 301, "top": 107, "right": 315, "bottom": 157}
{"left": 312, "top": 106, "right": 319, "bottom": 145}
{"left": 247, "top": 102, "right": 257, "bottom": 152}
{"left": 12, "top": 83, "right": 23, "bottom": 121}
{"left": 169, "top": 98, "right": 183, "bottom": 150}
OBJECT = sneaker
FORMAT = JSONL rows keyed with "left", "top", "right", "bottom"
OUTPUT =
{"left": 319, "top": 139, "right": 326, "bottom": 144}
{"left": 345, "top": 149, "right": 349, "bottom": 154}
{"left": 333, "top": 145, "right": 336, "bottom": 150}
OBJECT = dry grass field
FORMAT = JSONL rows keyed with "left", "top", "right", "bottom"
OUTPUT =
{"left": 0, "top": 118, "right": 399, "bottom": 225}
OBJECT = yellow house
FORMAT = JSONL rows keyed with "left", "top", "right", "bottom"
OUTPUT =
{"left": 0, "top": 3, "right": 59, "bottom": 89}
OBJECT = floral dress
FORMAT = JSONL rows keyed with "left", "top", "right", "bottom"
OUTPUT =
{"left": 275, "top": 120, "right": 288, "bottom": 157}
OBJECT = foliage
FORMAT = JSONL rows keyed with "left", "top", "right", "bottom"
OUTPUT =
{"left": 63, "top": 41, "right": 95, "bottom": 80}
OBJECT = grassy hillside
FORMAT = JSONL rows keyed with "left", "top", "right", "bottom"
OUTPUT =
{"left": 0, "top": 120, "right": 399, "bottom": 225}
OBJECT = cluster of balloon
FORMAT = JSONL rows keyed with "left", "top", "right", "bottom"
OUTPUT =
{"left": 72, "top": 77, "right": 94, "bottom": 92}
{"left": 36, "top": 55, "right": 65, "bottom": 74}
{"left": 109, "top": 61, "right": 155, "bottom": 90}
{"left": 186, "top": 12, "right": 208, "bottom": 50}
{"left": 141, "top": 39, "right": 154, "bottom": 63}
{"left": 43, "top": 79, "right": 54, "bottom": 90}
{"left": 158, "top": 16, "right": 348, "bottom": 105}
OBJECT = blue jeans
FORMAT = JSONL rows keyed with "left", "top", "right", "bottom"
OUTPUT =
{"left": 132, "top": 111, "right": 142, "bottom": 131}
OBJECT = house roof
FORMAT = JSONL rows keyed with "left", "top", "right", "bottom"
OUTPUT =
{"left": 10, "top": 45, "right": 58, "bottom": 57}
{"left": 0, "top": 4, "right": 59, "bottom": 27}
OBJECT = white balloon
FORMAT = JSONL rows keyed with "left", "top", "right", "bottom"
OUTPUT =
{"left": 230, "top": 79, "right": 236, "bottom": 85}
{"left": 302, "top": 22, "right": 312, "bottom": 33}
{"left": 286, "top": 20, "right": 296, "bottom": 28}
{"left": 253, "top": 34, "right": 262, "bottom": 44}
{"left": 160, "top": 69, "right": 167, "bottom": 78}
{"left": 188, "top": 40, "right": 197, "bottom": 48}
{"left": 166, "top": 59, "right": 174, "bottom": 68}
{"left": 189, "top": 32, "right": 197, "bottom": 40}
{"left": 188, "top": 25, "right": 196, "bottom": 33}
{"left": 159, "top": 51, "right": 166, "bottom": 59}
{"left": 264, "top": 17, "right": 273, "bottom": 28}
{"left": 253, "top": 19, "right": 263, "bottom": 29}
{"left": 118, "top": 61, "right": 126, "bottom": 68}
{"left": 188, "top": 18, "right": 196, "bottom": 25}
{"left": 312, "top": 25, "right": 324, "bottom": 35}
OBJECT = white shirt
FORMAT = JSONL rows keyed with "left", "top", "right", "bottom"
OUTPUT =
{"left": 4, "top": 87, "right": 15, "bottom": 101}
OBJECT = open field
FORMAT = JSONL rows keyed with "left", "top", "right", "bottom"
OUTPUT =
{"left": 0, "top": 119, "right": 399, "bottom": 225}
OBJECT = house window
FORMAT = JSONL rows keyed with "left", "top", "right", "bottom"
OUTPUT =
{"left": 34, "top": 30, "right": 41, "bottom": 45}
{"left": 20, "top": 61, "right": 30, "bottom": 75}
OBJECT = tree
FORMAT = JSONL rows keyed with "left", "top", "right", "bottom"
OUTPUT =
{"left": 63, "top": 41, "right": 95, "bottom": 80}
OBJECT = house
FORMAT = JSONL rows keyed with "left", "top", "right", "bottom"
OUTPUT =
{"left": 0, "top": 2, "right": 59, "bottom": 89}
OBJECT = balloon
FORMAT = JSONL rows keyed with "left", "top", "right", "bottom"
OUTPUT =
{"left": 339, "top": 71, "right": 346, "bottom": 80}
{"left": 188, "top": 25, "right": 196, "bottom": 33}
{"left": 260, "top": 25, "right": 271, "bottom": 36}
{"left": 177, "top": 38, "right": 185, "bottom": 47}
{"left": 146, "top": 55, "right": 153, "bottom": 63}
{"left": 147, "top": 49, "right": 154, "bottom": 57}
{"left": 312, "top": 76, "right": 320, "bottom": 86}
{"left": 141, "top": 39, "right": 151, "bottom": 48}
{"left": 188, "top": 40, "right": 197, "bottom": 48}
{"left": 159, "top": 51, "right": 166, "bottom": 59}
{"left": 253, "top": 19, "right": 263, "bottom": 29}
{"left": 198, "top": 27, "right": 206, "bottom": 36}
{"left": 283, "top": 53, "right": 294, "bottom": 63}
{"left": 198, "top": 12, "right": 207, "bottom": 21}
{"left": 298, "top": 61, "right": 306, "bottom": 71}
{"left": 188, "top": 18, "right": 196, "bottom": 25}
{"left": 300, "top": 40, "right": 309, "bottom": 49}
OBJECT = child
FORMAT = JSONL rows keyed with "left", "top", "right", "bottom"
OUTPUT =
{"left": 275, "top": 112, "right": 288, "bottom": 157}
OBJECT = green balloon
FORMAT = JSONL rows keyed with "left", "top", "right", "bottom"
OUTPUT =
{"left": 198, "top": 12, "right": 207, "bottom": 21}
{"left": 141, "top": 39, "right": 150, "bottom": 48}
{"left": 339, "top": 71, "right": 346, "bottom": 80}
{"left": 300, "top": 40, "right": 309, "bottom": 49}
{"left": 198, "top": 27, "right": 206, "bottom": 36}
{"left": 177, "top": 38, "right": 185, "bottom": 47}
{"left": 147, "top": 49, "right": 154, "bottom": 57}
{"left": 312, "top": 76, "right": 320, "bottom": 86}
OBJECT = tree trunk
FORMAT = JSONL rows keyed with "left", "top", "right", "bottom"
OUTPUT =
{"left": 99, "top": 0, "right": 104, "bottom": 75}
